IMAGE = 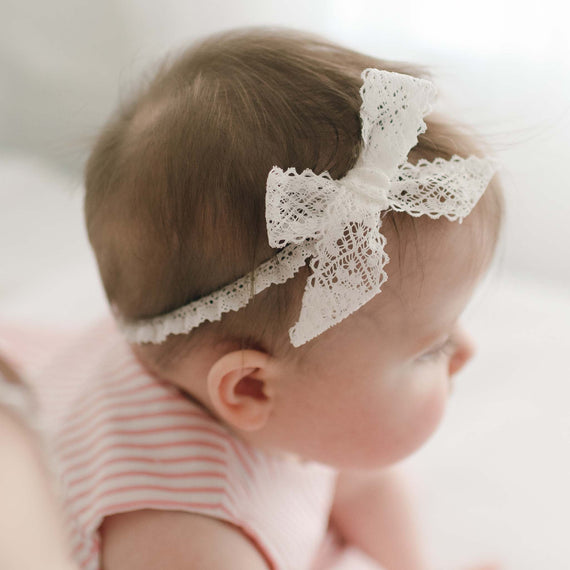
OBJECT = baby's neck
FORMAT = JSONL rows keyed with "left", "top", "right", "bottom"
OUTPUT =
{"left": 131, "top": 342, "right": 218, "bottom": 417}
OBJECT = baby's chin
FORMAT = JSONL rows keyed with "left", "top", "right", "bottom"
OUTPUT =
{"left": 296, "top": 430, "right": 443, "bottom": 472}
{"left": 323, "top": 440, "right": 438, "bottom": 472}
{"left": 319, "top": 404, "right": 448, "bottom": 470}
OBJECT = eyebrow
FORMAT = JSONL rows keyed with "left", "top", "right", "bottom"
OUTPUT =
{"left": 411, "top": 331, "right": 446, "bottom": 354}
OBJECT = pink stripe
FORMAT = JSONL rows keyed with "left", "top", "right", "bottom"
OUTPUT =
{"left": 58, "top": 387, "right": 165, "bottom": 435}
{"left": 82, "top": 500, "right": 228, "bottom": 537}
{"left": 80, "top": 364, "right": 143, "bottom": 392}
{"left": 73, "top": 536, "right": 99, "bottom": 562}
{"left": 61, "top": 438, "right": 226, "bottom": 464}
{"left": 61, "top": 393, "right": 185, "bottom": 436}
{"left": 62, "top": 380, "right": 154, "bottom": 428}
{"left": 63, "top": 371, "right": 156, "bottom": 421}
{"left": 62, "top": 422, "right": 229, "bottom": 450}
{"left": 227, "top": 438, "right": 257, "bottom": 479}
{"left": 99, "top": 359, "right": 146, "bottom": 383}
{"left": 71, "top": 484, "right": 226, "bottom": 519}
{"left": 82, "top": 543, "right": 98, "bottom": 568}
{"left": 71, "top": 502, "right": 272, "bottom": 570}
{"left": 61, "top": 351, "right": 140, "bottom": 389}
{"left": 57, "top": 408, "right": 211, "bottom": 451}
{"left": 89, "top": 354, "right": 171, "bottom": 391}
{"left": 68, "top": 469, "right": 226, "bottom": 490}
{"left": 239, "top": 440, "right": 259, "bottom": 463}
{"left": 64, "top": 453, "right": 227, "bottom": 476}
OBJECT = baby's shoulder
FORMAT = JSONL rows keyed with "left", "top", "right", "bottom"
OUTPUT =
{"left": 100, "top": 509, "right": 270, "bottom": 570}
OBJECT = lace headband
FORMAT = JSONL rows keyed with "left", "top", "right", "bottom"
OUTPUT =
{"left": 119, "top": 68, "right": 497, "bottom": 347}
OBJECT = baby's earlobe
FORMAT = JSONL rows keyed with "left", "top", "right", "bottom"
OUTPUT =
{"left": 206, "top": 350, "right": 275, "bottom": 432}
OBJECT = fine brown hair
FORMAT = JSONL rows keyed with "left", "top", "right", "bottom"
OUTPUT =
{"left": 84, "top": 27, "right": 504, "bottom": 371}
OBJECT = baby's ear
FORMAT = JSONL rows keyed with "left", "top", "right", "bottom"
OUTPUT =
{"left": 206, "top": 350, "right": 277, "bottom": 432}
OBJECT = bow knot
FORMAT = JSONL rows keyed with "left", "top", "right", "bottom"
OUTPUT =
{"left": 341, "top": 166, "right": 391, "bottom": 206}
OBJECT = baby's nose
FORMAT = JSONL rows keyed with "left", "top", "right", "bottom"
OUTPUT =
{"left": 448, "top": 327, "right": 476, "bottom": 377}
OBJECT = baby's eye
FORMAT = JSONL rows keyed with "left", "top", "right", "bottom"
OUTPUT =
{"left": 416, "top": 337, "right": 457, "bottom": 364}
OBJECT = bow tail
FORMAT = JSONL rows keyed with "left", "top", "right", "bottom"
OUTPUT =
{"left": 388, "top": 155, "right": 497, "bottom": 222}
{"left": 289, "top": 203, "right": 389, "bottom": 347}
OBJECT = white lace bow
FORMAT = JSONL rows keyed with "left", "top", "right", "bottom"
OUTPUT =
{"left": 120, "top": 69, "right": 497, "bottom": 346}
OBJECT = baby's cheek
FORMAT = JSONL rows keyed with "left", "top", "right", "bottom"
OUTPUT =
{"left": 396, "top": 374, "right": 449, "bottom": 452}
{"left": 412, "top": 380, "right": 448, "bottom": 438}
{"left": 367, "top": 375, "right": 448, "bottom": 467}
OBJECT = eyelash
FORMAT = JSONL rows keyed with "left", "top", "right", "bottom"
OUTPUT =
{"left": 417, "top": 337, "right": 456, "bottom": 363}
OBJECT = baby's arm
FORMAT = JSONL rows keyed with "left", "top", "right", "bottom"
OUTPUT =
{"left": 0, "top": 356, "right": 76, "bottom": 570}
{"left": 330, "top": 469, "right": 500, "bottom": 570}
{"left": 330, "top": 467, "right": 429, "bottom": 570}
{"left": 100, "top": 509, "right": 270, "bottom": 570}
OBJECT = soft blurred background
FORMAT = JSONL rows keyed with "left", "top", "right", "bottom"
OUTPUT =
{"left": 0, "top": 1, "right": 568, "bottom": 568}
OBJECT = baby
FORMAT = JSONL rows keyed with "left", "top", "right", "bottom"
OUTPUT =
{"left": 40, "top": 27, "right": 504, "bottom": 570}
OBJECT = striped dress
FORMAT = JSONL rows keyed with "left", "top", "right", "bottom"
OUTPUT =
{"left": 0, "top": 318, "right": 341, "bottom": 570}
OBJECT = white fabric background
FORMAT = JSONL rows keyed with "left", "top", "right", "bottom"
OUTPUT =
{"left": 1, "top": 1, "right": 569, "bottom": 568}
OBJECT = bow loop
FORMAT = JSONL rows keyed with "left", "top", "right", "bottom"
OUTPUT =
{"left": 266, "top": 166, "right": 343, "bottom": 248}
{"left": 359, "top": 69, "right": 437, "bottom": 180}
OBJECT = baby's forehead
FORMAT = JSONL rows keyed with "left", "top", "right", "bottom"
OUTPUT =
{"left": 388, "top": 206, "right": 491, "bottom": 280}
{"left": 364, "top": 213, "right": 490, "bottom": 335}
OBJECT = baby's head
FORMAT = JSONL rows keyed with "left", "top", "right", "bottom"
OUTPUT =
{"left": 85, "top": 28, "right": 503, "bottom": 469}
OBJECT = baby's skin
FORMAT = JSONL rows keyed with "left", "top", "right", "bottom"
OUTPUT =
{"left": 101, "top": 206, "right": 502, "bottom": 569}
{"left": 0, "top": 356, "right": 77, "bottom": 570}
